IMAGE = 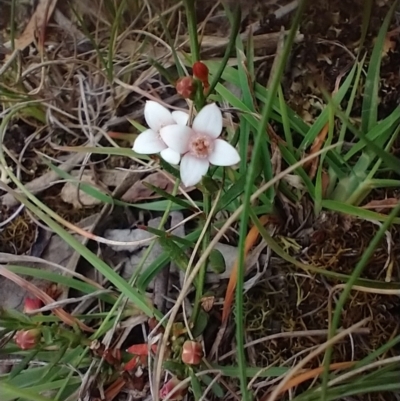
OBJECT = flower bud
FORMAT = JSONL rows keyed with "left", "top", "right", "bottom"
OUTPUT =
{"left": 181, "top": 340, "right": 203, "bottom": 365}
{"left": 192, "top": 61, "right": 209, "bottom": 82}
{"left": 176, "top": 76, "right": 195, "bottom": 99}
{"left": 14, "top": 329, "right": 41, "bottom": 350}
{"left": 23, "top": 297, "right": 43, "bottom": 314}
{"left": 160, "top": 377, "right": 188, "bottom": 400}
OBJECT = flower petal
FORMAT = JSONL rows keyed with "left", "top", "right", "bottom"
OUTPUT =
{"left": 160, "top": 148, "right": 181, "bottom": 165}
{"left": 172, "top": 110, "right": 189, "bottom": 126}
{"left": 180, "top": 154, "right": 209, "bottom": 186}
{"left": 133, "top": 129, "right": 166, "bottom": 154}
{"left": 144, "top": 101, "right": 175, "bottom": 132}
{"left": 208, "top": 139, "right": 240, "bottom": 166}
{"left": 160, "top": 125, "right": 192, "bottom": 154}
{"left": 192, "top": 103, "right": 222, "bottom": 139}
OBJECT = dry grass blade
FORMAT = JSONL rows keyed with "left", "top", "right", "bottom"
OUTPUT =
{"left": 271, "top": 362, "right": 355, "bottom": 398}
{"left": 221, "top": 214, "right": 271, "bottom": 324}
{"left": 304, "top": 123, "right": 329, "bottom": 179}
{"left": 0, "top": 266, "right": 94, "bottom": 332}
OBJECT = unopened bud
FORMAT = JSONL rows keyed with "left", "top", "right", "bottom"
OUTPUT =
{"left": 14, "top": 329, "right": 41, "bottom": 350}
{"left": 181, "top": 340, "right": 203, "bottom": 365}
{"left": 176, "top": 76, "right": 195, "bottom": 99}
{"left": 193, "top": 61, "right": 209, "bottom": 82}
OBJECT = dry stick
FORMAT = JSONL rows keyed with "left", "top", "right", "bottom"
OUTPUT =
{"left": 325, "top": 355, "right": 400, "bottom": 388}
{"left": 262, "top": 318, "right": 371, "bottom": 401}
{"left": 152, "top": 143, "right": 341, "bottom": 401}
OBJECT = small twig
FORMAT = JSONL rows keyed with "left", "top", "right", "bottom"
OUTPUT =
{"left": 26, "top": 289, "right": 113, "bottom": 313}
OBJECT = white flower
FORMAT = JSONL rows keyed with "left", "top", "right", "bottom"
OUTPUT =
{"left": 132, "top": 101, "right": 188, "bottom": 165}
{"left": 160, "top": 103, "right": 240, "bottom": 186}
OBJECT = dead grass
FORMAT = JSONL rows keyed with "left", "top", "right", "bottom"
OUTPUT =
{"left": 0, "top": 1, "right": 399, "bottom": 400}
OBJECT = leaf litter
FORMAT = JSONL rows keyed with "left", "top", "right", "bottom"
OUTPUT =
{"left": 0, "top": 1, "right": 399, "bottom": 400}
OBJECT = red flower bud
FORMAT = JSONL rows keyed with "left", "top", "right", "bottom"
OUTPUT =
{"left": 192, "top": 61, "right": 209, "bottom": 82}
{"left": 14, "top": 329, "right": 41, "bottom": 350}
{"left": 176, "top": 76, "right": 195, "bottom": 99}
{"left": 181, "top": 340, "right": 203, "bottom": 365}
{"left": 24, "top": 297, "right": 43, "bottom": 314}
{"left": 160, "top": 377, "right": 188, "bottom": 400}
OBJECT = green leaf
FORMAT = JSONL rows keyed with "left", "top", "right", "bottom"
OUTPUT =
{"left": 361, "top": 1, "right": 398, "bottom": 133}
{"left": 200, "top": 374, "right": 225, "bottom": 398}
{"left": 191, "top": 309, "right": 209, "bottom": 338}
{"left": 144, "top": 226, "right": 194, "bottom": 247}
{"left": 190, "top": 368, "right": 203, "bottom": 401}
{"left": 6, "top": 265, "right": 116, "bottom": 304}
{"left": 142, "top": 182, "right": 195, "bottom": 211}
{"left": 208, "top": 249, "right": 226, "bottom": 274}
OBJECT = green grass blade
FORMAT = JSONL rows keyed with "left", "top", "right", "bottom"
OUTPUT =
{"left": 320, "top": 200, "right": 400, "bottom": 398}
{"left": 361, "top": 0, "right": 398, "bottom": 133}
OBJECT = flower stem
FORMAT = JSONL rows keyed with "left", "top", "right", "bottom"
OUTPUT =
{"left": 191, "top": 191, "right": 211, "bottom": 324}
{"left": 183, "top": 0, "right": 200, "bottom": 63}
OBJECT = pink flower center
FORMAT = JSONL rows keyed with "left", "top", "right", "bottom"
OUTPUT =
{"left": 188, "top": 134, "right": 213, "bottom": 158}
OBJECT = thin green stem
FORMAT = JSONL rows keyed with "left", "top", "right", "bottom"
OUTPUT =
{"left": 183, "top": 0, "right": 200, "bottom": 63}
{"left": 206, "top": 5, "right": 241, "bottom": 100}
{"left": 55, "top": 349, "right": 89, "bottom": 400}
{"left": 10, "top": 0, "right": 16, "bottom": 50}
{"left": 234, "top": 3, "right": 307, "bottom": 400}
{"left": 107, "top": 0, "right": 127, "bottom": 81}
{"left": 191, "top": 192, "right": 211, "bottom": 323}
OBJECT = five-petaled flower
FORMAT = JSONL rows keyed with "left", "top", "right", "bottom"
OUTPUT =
{"left": 133, "top": 102, "right": 240, "bottom": 186}
{"left": 160, "top": 103, "right": 240, "bottom": 186}
{"left": 132, "top": 101, "right": 189, "bottom": 165}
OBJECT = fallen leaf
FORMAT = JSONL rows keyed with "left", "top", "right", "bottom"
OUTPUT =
{"left": 380, "top": 27, "right": 400, "bottom": 57}
{"left": 362, "top": 198, "right": 399, "bottom": 213}
{"left": 201, "top": 295, "right": 215, "bottom": 312}
{"left": 104, "top": 377, "right": 126, "bottom": 401}
{"left": 61, "top": 174, "right": 103, "bottom": 208}
{"left": 321, "top": 169, "right": 330, "bottom": 198}
{"left": 122, "top": 172, "right": 194, "bottom": 202}
{"left": 5, "top": 0, "right": 58, "bottom": 59}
